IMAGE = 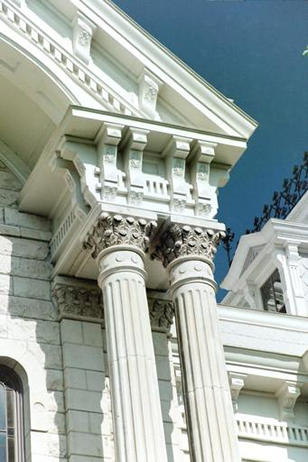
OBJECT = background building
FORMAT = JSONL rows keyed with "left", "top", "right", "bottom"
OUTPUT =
{"left": 0, "top": 1, "right": 306, "bottom": 461}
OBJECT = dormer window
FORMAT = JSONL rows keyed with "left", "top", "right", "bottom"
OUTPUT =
{"left": 261, "top": 269, "right": 286, "bottom": 313}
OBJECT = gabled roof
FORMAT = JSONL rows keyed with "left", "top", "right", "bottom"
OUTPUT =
{"left": 222, "top": 213, "right": 308, "bottom": 291}
{"left": 75, "top": 0, "right": 258, "bottom": 137}
{"left": 0, "top": 0, "right": 257, "bottom": 177}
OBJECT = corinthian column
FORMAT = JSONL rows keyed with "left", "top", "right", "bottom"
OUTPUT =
{"left": 84, "top": 213, "right": 168, "bottom": 462}
{"left": 154, "top": 224, "right": 241, "bottom": 462}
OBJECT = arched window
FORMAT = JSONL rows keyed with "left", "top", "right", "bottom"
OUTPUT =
{"left": 0, "top": 366, "right": 24, "bottom": 462}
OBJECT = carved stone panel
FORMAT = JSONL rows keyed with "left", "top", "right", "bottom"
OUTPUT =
{"left": 148, "top": 294, "right": 175, "bottom": 332}
{"left": 52, "top": 277, "right": 104, "bottom": 323}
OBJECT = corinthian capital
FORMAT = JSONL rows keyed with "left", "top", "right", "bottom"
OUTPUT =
{"left": 84, "top": 213, "right": 157, "bottom": 258}
{"left": 153, "top": 223, "right": 225, "bottom": 267}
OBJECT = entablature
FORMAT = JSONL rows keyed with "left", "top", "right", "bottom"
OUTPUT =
{"left": 20, "top": 106, "right": 246, "bottom": 216}
{"left": 18, "top": 106, "right": 244, "bottom": 282}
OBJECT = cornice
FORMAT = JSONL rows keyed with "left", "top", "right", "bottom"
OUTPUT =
{"left": 218, "top": 304, "right": 308, "bottom": 335}
{"left": 68, "top": 107, "right": 248, "bottom": 145}
{"left": 0, "top": 0, "right": 142, "bottom": 117}
{"left": 3, "top": 0, "right": 257, "bottom": 138}
{"left": 84, "top": 0, "right": 258, "bottom": 137}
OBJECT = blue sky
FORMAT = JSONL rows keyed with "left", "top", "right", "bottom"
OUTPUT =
{"left": 112, "top": 0, "right": 308, "bottom": 296}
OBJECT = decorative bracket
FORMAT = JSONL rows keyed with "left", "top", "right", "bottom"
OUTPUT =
{"left": 163, "top": 136, "right": 191, "bottom": 213}
{"left": 228, "top": 372, "right": 246, "bottom": 412}
{"left": 189, "top": 141, "right": 216, "bottom": 217}
{"left": 138, "top": 68, "right": 162, "bottom": 116}
{"left": 276, "top": 381, "right": 301, "bottom": 421}
{"left": 121, "top": 128, "right": 149, "bottom": 206}
{"left": 72, "top": 11, "right": 96, "bottom": 64}
{"left": 96, "top": 123, "right": 124, "bottom": 202}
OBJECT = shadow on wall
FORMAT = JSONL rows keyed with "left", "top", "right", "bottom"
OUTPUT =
{"left": 152, "top": 326, "right": 190, "bottom": 462}
{"left": 0, "top": 161, "right": 107, "bottom": 461}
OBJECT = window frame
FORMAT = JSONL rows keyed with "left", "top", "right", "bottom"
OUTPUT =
{"left": 0, "top": 365, "right": 25, "bottom": 462}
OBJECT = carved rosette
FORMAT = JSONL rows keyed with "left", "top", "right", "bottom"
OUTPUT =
{"left": 148, "top": 298, "right": 175, "bottom": 332}
{"left": 78, "top": 30, "right": 91, "bottom": 46}
{"left": 53, "top": 284, "right": 104, "bottom": 323}
{"left": 153, "top": 224, "right": 225, "bottom": 267}
{"left": 84, "top": 213, "right": 157, "bottom": 259}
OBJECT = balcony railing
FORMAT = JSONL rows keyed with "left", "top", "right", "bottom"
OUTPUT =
{"left": 236, "top": 416, "right": 308, "bottom": 447}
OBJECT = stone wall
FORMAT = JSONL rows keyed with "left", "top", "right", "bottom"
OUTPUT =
{"left": 0, "top": 163, "right": 187, "bottom": 461}
{"left": 0, "top": 163, "right": 66, "bottom": 461}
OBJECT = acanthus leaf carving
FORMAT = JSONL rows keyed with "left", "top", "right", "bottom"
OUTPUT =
{"left": 53, "top": 283, "right": 104, "bottom": 323}
{"left": 153, "top": 224, "right": 225, "bottom": 267}
{"left": 149, "top": 298, "right": 175, "bottom": 332}
{"left": 84, "top": 213, "right": 157, "bottom": 258}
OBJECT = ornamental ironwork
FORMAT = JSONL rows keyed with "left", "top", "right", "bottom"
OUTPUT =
{"left": 222, "top": 152, "right": 308, "bottom": 267}
{"left": 246, "top": 152, "right": 308, "bottom": 234}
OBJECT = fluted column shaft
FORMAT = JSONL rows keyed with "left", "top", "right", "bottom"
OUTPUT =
{"left": 170, "top": 256, "right": 240, "bottom": 462}
{"left": 84, "top": 213, "right": 167, "bottom": 462}
{"left": 154, "top": 224, "right": 240, "bottom": 462}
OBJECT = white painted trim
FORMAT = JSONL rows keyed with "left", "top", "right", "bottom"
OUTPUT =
{"left": 83, "top": 0, "right": 258, "bottom": 137}
{"left": 218, "top": 304, "right": 308, "bottom": 334}
{"left": 0, "top": 139, "right": 31, "bottom": 184}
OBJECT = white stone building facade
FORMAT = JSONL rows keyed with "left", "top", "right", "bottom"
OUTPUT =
{"left": 0, "top": 1, "right": 306, "bottom": 461}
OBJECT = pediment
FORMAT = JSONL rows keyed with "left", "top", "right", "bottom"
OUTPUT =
{"left": 0, "top": 0, "right": 257, "bottom": 152}
{"left": 221, "top": 231, "right": 267, "bottom": 290}
{"left": 240, "top": 244, "right": 265, "bottom": 277}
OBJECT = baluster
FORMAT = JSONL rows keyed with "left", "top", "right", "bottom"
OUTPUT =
{"left": 251, "top": 421, "right": 257, "bottom": 435}
{"left": 269, "top": 424, "right": 275, "bottom": 439}
{"left": 162, "top": 181, "right": 167, "bottom": 196}
{"left": 294, "top": 427, "right": 300, "bottom": 441}
{"left": 255, "top": 422, "right": 262, "bottom": 437}
{"left": 263, "top": 423, "right": 270, "bottom": 438}
{"left": 154, "top": 180, "right": 158, "bottom": 194}
{"left": 239, "top": 419, "right": 246, "bottom": 435}
{"left": 160, "top": 180, "right": 164, "bottom": 195}
{"left": 298, "top": 428, "right": 303, "bottom": 441}
{"left": 276, "top": 425, "right": 283, "bottom": 440}
{"left": 281, "top": 425, "right": 288, "bottom": 441}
